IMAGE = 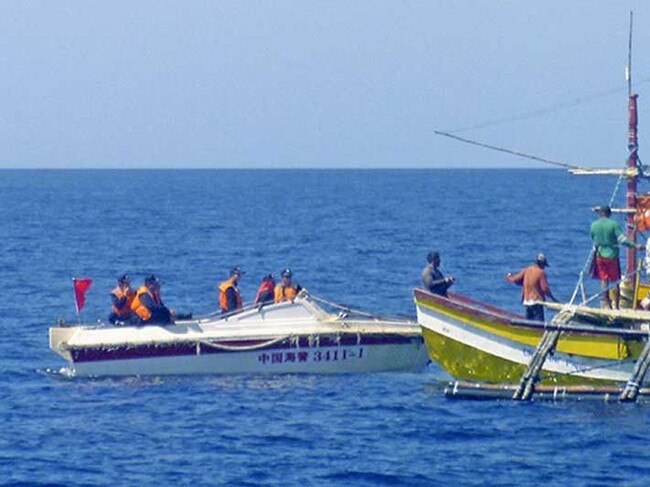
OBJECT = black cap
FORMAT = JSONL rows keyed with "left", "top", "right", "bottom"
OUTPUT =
{"left": 262, "top": 274, "right": 274, "bottom": 281}
{"left": 598, "top": 205, "right": 612, "bottom": 216}
{"left": 427, "top": 251, "right": 440, "bottom": 263}
{"left": 230, "top": 266, "right": 244, "bottom": 277}
{"left": 281, "top": 268, "right": 292, "bottom": 278}
{"left": 118, "top": 274, "right": 130, "bottom": 283}
{"left": 145, "top": 274, "right": 159, "bottom": 284}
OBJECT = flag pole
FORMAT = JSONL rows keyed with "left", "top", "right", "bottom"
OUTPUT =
{"left": 72, "top": 278, "right": 81, "bottom": 324}
{"left": 71, "top": 278, "right": 93, "bottom": 324}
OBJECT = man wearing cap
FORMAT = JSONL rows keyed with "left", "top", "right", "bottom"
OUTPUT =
{"left": 421, "top": 251, "right": 455, "bottom": 297}
{"left": 219, "top": 267, "right": 244, "bottom": 313}
{"left": 274, "top": 268, "right": 302, "bottom": 303}
{"left": 506, "top": 254, "right": 558, "bottom": 322}
{"left": 108, "top": 274, "right": 135, "bottom": 324}
{"left": 131, "top": 275, "right": 173, "bottom": 325}
{"left": 590, "top": 205, "right": 643, "bottom": 309}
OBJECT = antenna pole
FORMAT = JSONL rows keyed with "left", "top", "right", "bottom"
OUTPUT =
{"left": 628, "top": 11, "right": 633, "bottom": 98}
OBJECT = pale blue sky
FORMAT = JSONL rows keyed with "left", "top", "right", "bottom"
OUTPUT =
{"left": 2, "top": 1, "right": 650, "bottom": 168}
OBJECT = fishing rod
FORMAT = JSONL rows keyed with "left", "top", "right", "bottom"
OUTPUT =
{"left": 433, "top": 130, "right": 588, "bottom": 170}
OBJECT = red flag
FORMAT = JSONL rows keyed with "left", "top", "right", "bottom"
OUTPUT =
{"left": 72, "top": 278, "right": 93, "bottom": 313}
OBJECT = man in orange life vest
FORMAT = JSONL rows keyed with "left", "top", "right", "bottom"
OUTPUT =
{"left": 108, "top": 274, "right": 135, "bottom": 324}
{"left": 131, "top": 275, "right": 173, "bottom": 325}
{"left": 274, "top": 268, "right": 302, "bottom": 303}
{"left": 219, "top": 267, "right": 244, "bottom": 313}
{"left": 254, "top": 274, "right": 276, "bottom": 305}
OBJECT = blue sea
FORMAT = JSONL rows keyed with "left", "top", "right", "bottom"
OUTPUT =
{"left": 2, "top": 169, "right": 650, "bottom": 486}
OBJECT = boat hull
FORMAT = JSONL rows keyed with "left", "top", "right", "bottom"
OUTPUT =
{"left": 58, "top": 335, "right": 426, "bottom": 377}
{"left": 414, "top": 289, "right": 645, "bottom": 385}
{"left": 50, "top": 297, "right": 428, "bottom": 377}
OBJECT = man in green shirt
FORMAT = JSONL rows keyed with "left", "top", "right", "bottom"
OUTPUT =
{"left": 590, "top": 205, "right": 642, "bottom": 309}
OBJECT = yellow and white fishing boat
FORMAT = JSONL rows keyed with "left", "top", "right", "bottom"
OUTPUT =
{"left": 414, "top": 289, "right": 649, "bottom": 386}
{"left": 415, "top": 15, "right": 650, "bottom": 400}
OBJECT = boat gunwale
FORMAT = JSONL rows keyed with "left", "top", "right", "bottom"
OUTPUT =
{"left": 54, "top": 325, "right": 423, "bottom": 352}
{"left": 413, "top": 288, "right": 650, "bottom": 338}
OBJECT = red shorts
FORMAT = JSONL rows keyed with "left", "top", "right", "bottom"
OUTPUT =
{"left": 595, "top": 256, "right": 621, "bottom": 281}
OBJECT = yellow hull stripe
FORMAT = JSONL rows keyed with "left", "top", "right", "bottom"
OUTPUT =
{"left": 415, "top": 296, "right": 637, "bottom": 360}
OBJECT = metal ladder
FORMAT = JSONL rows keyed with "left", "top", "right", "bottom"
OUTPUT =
{"left": 619, "top": 335, "right": 650, "bottom": 402}
{"left": 512, "top": 309, "right": 575, "bottom": 401}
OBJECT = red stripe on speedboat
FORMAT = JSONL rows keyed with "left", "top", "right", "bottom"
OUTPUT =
{"left": 70, "top": 333, "right": 421, "bottom": 363}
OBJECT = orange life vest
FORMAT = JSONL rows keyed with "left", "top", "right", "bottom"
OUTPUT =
{"left": 219, "top": 278, "right": 243, "bottom": 312}
{"left": 111, "top": 285, "right": 135, "bottom": 318}
{"left": 254, "top": 280, "right": 275, "bottom": 304}
{"left": 274, "top": 283, "right": 299, "bottom": 303}
{"left": 635, "top": 194, "right": 650, "bottom": 231}
{"left": 131, "top": 285, "right": 159, "bottom": 321}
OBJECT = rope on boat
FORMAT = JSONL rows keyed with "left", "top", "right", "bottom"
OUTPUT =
{"left": 569, "top": 171, "right": 626, "bottom": 308}
{"left": 576, "top": 266, "right": 644, "bottom": 311}
{"left": 307, "top": 293, "right": 400, "bottom": 321}
{"left": 198, "top": 334, "right": 293, "bottom": 352}
{"left": 307, "top": 294, "right": 373, "bottom": 318}
{"left": 58, "top": 334, "right": 294, "bottom": 353}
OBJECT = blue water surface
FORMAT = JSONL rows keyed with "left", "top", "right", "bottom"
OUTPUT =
{"left": 2, "top": 169, "right": 649, "bottom": 486}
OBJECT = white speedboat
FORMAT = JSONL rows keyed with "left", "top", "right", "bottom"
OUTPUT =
{"left": 49, "top": 292, "right": 427, "bottom": 377}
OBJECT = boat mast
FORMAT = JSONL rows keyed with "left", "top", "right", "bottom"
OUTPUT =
{"left": 626, "top": 11, "right": 639, "bottom": 282}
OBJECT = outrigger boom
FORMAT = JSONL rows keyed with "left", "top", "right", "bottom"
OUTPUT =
{"left": 445, "top": 381, "right": 650, "bottom": 402}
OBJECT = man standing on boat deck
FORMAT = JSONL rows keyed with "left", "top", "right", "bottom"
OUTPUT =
{"left": 506, "top": 254, "right": 558, "bottom": 322}
{"left": 219, "top": 267, "right": 244, "bottom": 313}
{"left": 421, "top": 251, "right": 455, "bottom": 297}
{"left": 590, "top": 205, "right": 643, "bottom": 309}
